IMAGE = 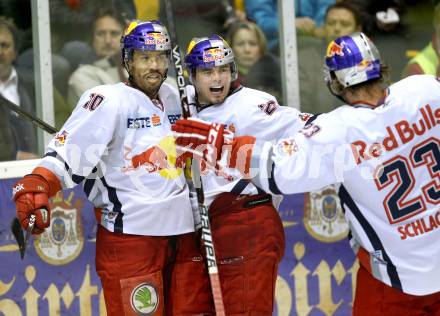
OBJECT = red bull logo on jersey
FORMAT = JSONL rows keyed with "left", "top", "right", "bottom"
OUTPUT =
{"left": 351, "top": 104, "right": 440, "bottom": 164}
{"left": 203, "top": 48, "right": 223, "bottom": 63}
{"left": 326, "top": 41, "right": 345, "bottom": 57}
{"left": 145, "top": 32, "right": 166, "bottom": 45}
{"left": 132, "top": 146, "right": 171, "bottom": 173}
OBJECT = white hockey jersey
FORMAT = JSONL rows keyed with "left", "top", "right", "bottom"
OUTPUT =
{"left": 39, "top": 82, "right": 194, "bottom": 236}
{"left": 251, "top": 75, "right": 440, "bottom": 295}
{"left": 188, "top": 85, "right": 306, "bottom": 207}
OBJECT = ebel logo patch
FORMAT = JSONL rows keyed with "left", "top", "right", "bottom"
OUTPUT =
{"left": 131, "top": 283, "right": 159, "bottom": 315}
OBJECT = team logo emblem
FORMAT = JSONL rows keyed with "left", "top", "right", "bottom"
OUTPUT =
{"left": 203, "top": 48, "right": 223, "bottom": 63}
{"left": 276, "top": 139, "right": 298, "bottom": 157}
{"left": 131, "top": 283, "right": 159, "bottom": 315}
{"left": 326, "top": 41, "right": 345, "bottom": 57}
{"left": 145, "top": 32, "right": 166, "bottom": 45}
{"left": 34, "top": 191, "right": 84, "bottom": 265}
{"left": 54, "top": 130, "right": 69, "bottom": 147}
{"left": 299, "top": 112, "right": 312, "bottom": 122}
{"left": 304, "top": 185, "right": 349, "bottom": 242}
{"left": 128, "top": 136, "right": 183, "bottom": 180}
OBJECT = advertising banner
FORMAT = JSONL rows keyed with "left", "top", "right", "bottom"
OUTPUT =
{"left": 0, "top": 179, "right": 357, "bottom": 316}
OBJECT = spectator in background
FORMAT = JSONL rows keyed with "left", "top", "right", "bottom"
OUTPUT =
{"left": 0, "top": 16, "right": 38, "bottom": 161}
{"left": 227, "top": 20, "right": 282, "bottom": 100}
{"left": 401, "top": 2, "right": 440, "bottom": 78}
{"left": 245, "top": 0, "right": 335, "bottom": 53}
{"left": 227, "top": 21, "right": 266, "bottom": 83}
{"left": 67, "top": 7, "right": 127, "bottom": 109}
{"left": 298, "top": 1, "right": 362, "bottom": 114}
{"left": 49, "top": 0, "right": 135, "bottom": 51}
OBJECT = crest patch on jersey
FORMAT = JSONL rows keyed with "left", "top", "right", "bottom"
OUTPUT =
{"left": 299, "top": 112, "right": 313, "bottom": 122}
{"left": 276, "top": 139, "right": 298, "bottom": 157}
{"left": 55, "top": 130, "right": 69, "bottom": 147}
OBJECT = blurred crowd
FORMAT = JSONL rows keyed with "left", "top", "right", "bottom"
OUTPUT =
{"left": 0, "top": 0, "right": 437, "bottom": 162}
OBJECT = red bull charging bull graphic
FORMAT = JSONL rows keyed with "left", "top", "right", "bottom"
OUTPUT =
{"left": 326, "top": 41, "right": 345, "bottom": 57}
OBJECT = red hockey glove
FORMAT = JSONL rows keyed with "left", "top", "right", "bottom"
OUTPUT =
{"left": 12, "top": 167, "right": 62, "bottom": 234}
{"left": 172, "top": 118, "right": 233, "bottom": 165}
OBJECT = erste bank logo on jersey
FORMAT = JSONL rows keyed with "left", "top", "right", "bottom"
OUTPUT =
{"left": 127, "top": 115, "right": 161, "bottom": 129}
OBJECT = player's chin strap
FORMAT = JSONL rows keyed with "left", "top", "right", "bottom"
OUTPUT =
{"left": 195, "top": 83, "right": 243, "bottom": 112}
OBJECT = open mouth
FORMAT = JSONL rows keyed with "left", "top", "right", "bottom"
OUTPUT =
{"left": 209, "top": 86, "right": 224, "bottom": 94}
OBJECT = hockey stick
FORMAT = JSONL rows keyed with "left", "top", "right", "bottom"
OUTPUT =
{"left": 0, "top": 93, "right": 57, "bottom": 134}
{"left": 11, "top": 214, "right": 35, "bottom": 259}
{"left": 163, "top": 1, "right": 225, "bottom": 314}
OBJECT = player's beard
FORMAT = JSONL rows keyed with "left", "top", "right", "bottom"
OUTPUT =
{"left": 133, "top": 69, "right": 167, "bottom": 99}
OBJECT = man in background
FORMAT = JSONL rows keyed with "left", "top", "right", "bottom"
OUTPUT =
{"left": 67, "top": 7, "right": 127, "bottom": 108}
{"left": 298, "top": 1, "right": 362, "bottom": 114}
{"left": 0, "top": 16, "right": 38, "bottom": 161}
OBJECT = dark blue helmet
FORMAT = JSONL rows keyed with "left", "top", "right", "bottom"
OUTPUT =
{"left": 324, "top": 32, "right": 381, "bottom": 88}
{"left": 121, "top": 20, "right": 171, "bottom": 64}
{"left": 185, "top": 35, "right": 237, "bottom": 82}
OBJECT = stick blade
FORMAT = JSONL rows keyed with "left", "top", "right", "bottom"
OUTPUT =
{"left": 10, "top": 217, "right": 25, "bottom": 259}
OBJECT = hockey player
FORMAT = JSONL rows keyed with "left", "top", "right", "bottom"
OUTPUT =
{"left": 175, "top": 35, "right": 306, "bottom": 314}
{"left": 12, "top": 20, "right": 214, "bottom": 315}
{"left": 173, "top": 32, "right": 440, "bottom": 315}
